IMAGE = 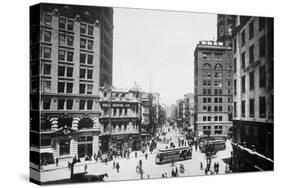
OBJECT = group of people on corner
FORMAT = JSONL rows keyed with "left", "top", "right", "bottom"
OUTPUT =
{"left": 200, "top": 161, "right": 220, "bottom": 175}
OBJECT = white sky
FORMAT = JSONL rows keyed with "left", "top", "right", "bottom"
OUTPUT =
{"left": 112, "top": 8, "right": 217, "bottom": 106}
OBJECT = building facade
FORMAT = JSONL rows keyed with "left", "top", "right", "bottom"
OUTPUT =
{"left": 30, "top": 4, "right": 104, "bottom": 167}
{"left": 231, "top": 16, "right": 274, "bottom": 172}
{"left": 185, "top": 93, "right": 195, "bottom": 131}
{"left": 194, "top": 41, "right": 233, "bottom": 137}
{"left": 99, "top": 86, "right": 142, "bottom": 154}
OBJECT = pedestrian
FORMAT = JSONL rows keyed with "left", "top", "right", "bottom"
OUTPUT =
{"left": 55, "top": 158, "right": 59, "bottom": 166}
{"left": 136, "top": 164, "right": 139, "bottom": 172}
{"left": 204, "top": 168, "right": 208, "bottom": 175}
{"left": 116, "top": 162, "right": 120, "bottom": 173}
{"left": 175, "top": 167, "right": 178, "bottom": 176}
{"left": 145, "top": 153, "right": 148, "bottom": 160}
{"left": 113, "top": 161, "right": 116, "bottom": 169}
{"left": 139, "top": 160, "right": 142, "bottom": 169}
{"left": 171, "top": 169, "right": 175, "bottom": 177}
{"left": 200, "top": 162, "right": 203, "bottom": 170}
{"left": 84, "top": 164, "right": 88, "bottom": 173}
{"left": 135, "top": 151, "right": 137, "bottom": 158}
{"left": 217, "top": 162, "right": 220, "bottom": 174}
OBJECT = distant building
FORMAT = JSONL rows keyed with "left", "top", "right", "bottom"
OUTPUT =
{"left": 185, "top": 93, "right": 195, "bottom": 130}
{"left": 30, "top": 4, "right": 103, "bottom": 167}
{"left": 99, "top": 86, "right": 142, "bottom": 154}
{"left": 194, "top": 40, "right": 233, "bottom": 137}
{"left": 230, "top": 16, "right": 274, "bottom": 172}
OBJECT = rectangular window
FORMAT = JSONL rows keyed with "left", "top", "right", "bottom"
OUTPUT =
{"left": 59, "top": 140, "right": 70, "bottom": 156}
{"left": 218, "top": 89, "right": 222, "bottom": 95}
{"left": 87, "top": 84, "right": 93, "bottom": 94}
{"left": 208, "top": 116, "right": 211, "bottom": 121}
{"left": 203, "top": 116, "right": 206, "bottom": 121}
{"left": 207, "top": 89, "right": 211, "bottom": 95}
{"left": 219, "top": 106, "right": 223, "bottom": 112}
{"left": 249, "top": 99, "right": 255, "bottom": 117}
{"left": 241, "top": 52, "right": 245, "bottom": 68}
{"left": 214, "top": 89, "right": 218, "bottom": 95}
{"left": 43, "top": 80, "right": 51, "bottom": 92}
{"left": 242, "top": 76, "right": 246, "bottom": 93}
{"left": 58, "top": 66, "right": 65, "bottom": 77}
{"left": 250, "top": 71, "right": 255, "bottom": 90}
{"left": 259, "top": 65, "right": 266, "bottom": 87}
{"left": 88, "top": 25, "right": 94, "bottom": 35}
{"left": 203, "top": 89, "right": 206, "bottom": 95}
{"left": 66, "top": 83, "right": 73, "bottom": 93}
{"left": 58, "top": 99, "right": 65, "bottom": 110}
{"left": 203, "top": 98, "right": 207, "bottom": 103}
{"left": 207, "top": 98, "right": 211, "bottom": 103}
{"left": 80, "top": 69, "right": 86, "bottom": 79}
{"left": 214, "top": 98, "right": 218, "bottom": 103}
{"left": 203, "top": 106, "right": 207, "bottom": 111}
{"left": 67, "top": 20, "right": 74, "bottom": 31}
{"left": 87, "top": 54, "right": 93, "bottom": 64}
{"left": 67, "top": 35, "right": 74, "bottom": 46}
{"left": 43, "top": 30, "right": 52, "bottom": 42}
{"left": 259, "top": 35, "right": 266, "bottom": 57}
{"left": 88, "top": 40, "right": 93, "bottom": 50}
{"left": 43, "top": 98, "right": 51, "bottom": 110}
{"left": 207, "top": 106, "right": 211, "bottom": 112}
{"left": 259, "top": 97, "right": 266, "bottom": 118}
{"left": 59, "top": 34, "right": 66, "bottom": 45}
{"left": 66, "top": 100, "right": 73, "bottom": 110}
{"left": 87, "top": 100, "right": 93, "bottom": 110}
{"left": 45, "top": 14, "right": 52, "bottom": 25}
{"left": 80, "top": 38, "right": 86, "bottom": 49}
{"left": 58, "top": 50, "right": 65, "bottom": 61}
{"left": 87, "top": 69, "right": 93, "bottom": 79}
{"left": 219, "top": 116, "right": 222, "bottom": 121}
{"left": 214, "top": 116, "right": 218, "bottom": 121}
{"left": 249, "top": 20, "right": 254, "bottom": 40}
{"left": 58, "top": 82, "right": 65, "bottom": 93}
{"left": 249, "top": 45, "right": 255, "bottom": 64}
{"left": 67, "top": 67, "right": 73, "bottom": 78}
{"left": 67, "top": 51, "right": 73, "bottom": 62}
{"left": 80, "top": 24, "right": 86, "bottom": 34}
{"left": 228, "top": 97, "right": 231, "bottom": 103}
{"left": 79, "top": 100, "right": 86, "bottom": 110}
{"left": 59, "top": 17, "right": 66, "bottom": 29}
{"left": 219, "top": 98, "right": 223, "bottom": 103}
{"left": 79, "top": 84, "right": 85, "bottom": 94}
{"left": 43, "top": 64, "right": 51, "bottom": 75}
{"left": 241, "top": 100, "right": 245, "bottom": 117}
{"left": 241, "top": 30, "right": 245, "bottom": 47}
{"left": 214, "top": 106, "right": 218, "bottom": 112}
{"left": 80, "top": 53, "right": 86, "bottom": 64}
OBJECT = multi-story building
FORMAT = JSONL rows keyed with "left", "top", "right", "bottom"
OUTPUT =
{"left": 194, "top": 40, "right": 233, "bottom": 137}
{"left": 231, "top": 16, "right": 274, "bottom": 172}
{"left": 99, "top": 86, "right": 142, "bottom": 154}
{"left": 141, "top": 92, "right": 150, "bottom": 137}
{"left": 185, "top": 93, "right": 195, "bottom": 131}
{"left": 176, "top": 97, "right": 189, "bottom": 128}
{"left": 30, "top": 4, "right": 105, "bottom": 168}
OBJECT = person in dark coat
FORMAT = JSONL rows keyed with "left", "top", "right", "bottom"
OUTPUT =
{"left": 116, "top": 162, "right": 120, "bottom": 173}
{"left": 145, "top": 153, "right": 148, "bottom": 160}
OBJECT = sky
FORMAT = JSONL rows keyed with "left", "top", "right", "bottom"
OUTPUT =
{"left": 112, "top": 8, "right": 217, "bottom": 106}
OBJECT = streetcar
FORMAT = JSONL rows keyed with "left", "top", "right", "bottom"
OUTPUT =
{"left": 200, "top": 140, "right": 226, "bottom": 153}
{"left": 155, "top": 146, "right": 192, "bottom": 165}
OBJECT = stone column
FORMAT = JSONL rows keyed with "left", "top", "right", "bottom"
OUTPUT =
{"left": 50, "top": 117, "right": 58, "bottom": 130}
{"left": 72, "top": 116, "right": 80, "bottom": 130}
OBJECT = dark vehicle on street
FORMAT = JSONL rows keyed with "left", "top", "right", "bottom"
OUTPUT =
{"left": 155, "top": 146, "right": 192, "bottom": 164}
{"left": 200, "top": 140, "right": 226, "bottom": 153}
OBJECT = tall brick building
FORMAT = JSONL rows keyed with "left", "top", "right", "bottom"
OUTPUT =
{"left": 194, "top": 41, "right": 233, "bottom": 138}
{"left": 30, "top": 4, "right": 113, "bottom": 170}
{"left": 230, "top": 16, "right": 274, "bottom": 172}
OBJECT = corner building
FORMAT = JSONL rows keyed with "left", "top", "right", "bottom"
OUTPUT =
{"left": 30, "top": 4, "right": 108, "bottom": 167}
{"left": 194, "top": 41, "right": 233, "bottom": 138}
{"left": 231, "top": 16, "right": 273, "bottom": 172}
